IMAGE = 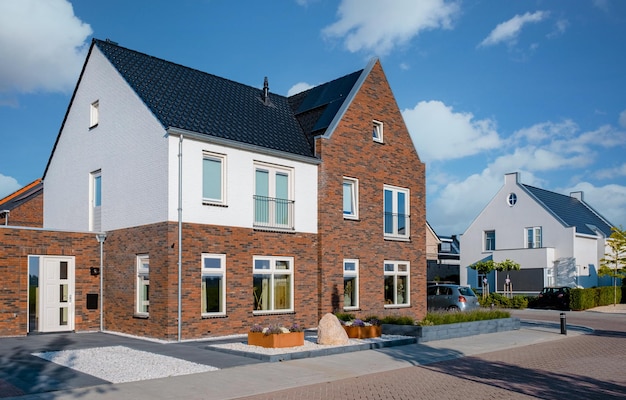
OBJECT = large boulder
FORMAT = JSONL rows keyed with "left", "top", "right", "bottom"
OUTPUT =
{"left": 317, "top": 313, "right": 350, "bottom": 345}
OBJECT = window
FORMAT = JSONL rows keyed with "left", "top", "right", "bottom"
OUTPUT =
{"left": 440, "top": 242, "right": 451, "bottom": 252}
{"left": 253, "top": 256, "right": 293, "bottom": 312}
{"left": 485, "top": 230, "right": 496, "bottom": 251}
{"left": 90, "top": 170, "right": 102, "bottom": 231}
{"left": 343, "top": 259, "right": 359, "bottom": 309}
{"left": 343, "top": 177, "right": 359, "bottom": 219}
{"left": 373, "top": 120, "right": 383, "bottom": 143}
{"left": 90, "top": 100, "right": 99, "bottom": 128}
{"left": 202, "top": 152, "right": 226, "bottom": 205}
{"left": 254, "top": 163, "right": 293, "bottom": 229}
{"left": 507, "top": 193, "right": 517, "bottom": 206}
{"left": 136, "top": 255, "right": 149, "bottom": 315}
{"left": 526, "top": 227, "right": 542, "bottom": 249}
{"left": 201, "top": 254, "right": 226, "bottom": 315}
{"left": 384, "top": 185, "right": 410, "bottom": 239}
{"left": 384, "top": 261, "right": 409, "bottom": 306}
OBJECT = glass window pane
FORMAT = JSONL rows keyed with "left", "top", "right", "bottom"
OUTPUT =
{"left": 273, "top": 274, "right": 290, "bottom": 309}
{"left": 384, "top": 263, "right": 394, "bottom": 272}
{"left": 203, "top": 257, "right": 221, "bottom": 269}
{"left": 202, "top": 275, "right": 222, "bottom": 313}
{"left": 384, "top": 276, "right": 395, "bottom": 304}
{"left": 344, "top": 262, "right": 356, "bottom": 272}
{"left": 203, "top": 158, "right": 222, "bottom": 200}
{"left": 253, "top": 274, "right": 271, "bottom": 310}
{"left": 254, "top": 259, "right": 270, "bottom": 270}
{"left": 343, "top": 182, "right": 354, "bottom": 215}
{"left": 344, "top": 277, "right": 356, "bottom": 307}
{"left": 276, "top": 173, "right": 288, "bottom": 199}
{"left": 255, "top": 170, "right": 269, "bottom": 197}
{"left": 397, "top": 192, "right": 406, "bottom": 234}
{"left": 59, "top": 261, "right": 68, "bottom": 280}
{"left": 59, "top": 284, "right": 68, "bottom": 302}
{"left": 94, "top": 175, "right": 101, "bottom": 207}
{"left": 397, "top": 276, "right": 407, "bottom": 304}
{"left": 59, "top": 307, "right": 68, "bottom": 326}
{"left": 275, "top": 260, "right": 289, "bottom": 270}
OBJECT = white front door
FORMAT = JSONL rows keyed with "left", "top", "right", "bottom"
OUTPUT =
{"left": 40, "top": 256, "right": 75, "bottom": 332}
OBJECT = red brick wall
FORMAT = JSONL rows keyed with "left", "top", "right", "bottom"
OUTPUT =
{"left": 4, "top": 190, "right": 43, "bottom": 228}
{"left": 316, "top": 60, "right": 427, "bottom": 322}
{"left": 103, "top": 222, "right": 318, "bottom": 340}
{"left": 0, "top": 228, "right": 101, "bottom": 336}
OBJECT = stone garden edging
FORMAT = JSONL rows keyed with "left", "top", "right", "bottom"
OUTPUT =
{"left": 382, "top": 317, "right": 521, "bottom": 343}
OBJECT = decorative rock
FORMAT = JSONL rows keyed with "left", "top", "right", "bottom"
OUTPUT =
{"left": 317, "top": 313, "right": 350, "bottom": 345}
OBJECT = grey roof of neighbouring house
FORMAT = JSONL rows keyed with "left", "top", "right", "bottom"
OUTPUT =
{"left": 93, "top": 39, "right": 363, "bottom": 159}
{"left": 523, "top": 184, "right": 613, "bottom": 236}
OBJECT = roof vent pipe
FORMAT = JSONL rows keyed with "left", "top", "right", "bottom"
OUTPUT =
{"left": 262, "top": 77, "right": 270, "bottom": 106}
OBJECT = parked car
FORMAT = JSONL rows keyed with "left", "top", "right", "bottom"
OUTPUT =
{"left": 536, "top": 286, "right": 571, "bottom": 310}
{"left": 427, "top": 284, "right": 480, "bottom": 311}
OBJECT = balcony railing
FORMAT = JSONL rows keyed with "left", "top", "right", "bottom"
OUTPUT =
{"left": 253, "top": 195, "right": 294, "bottom": 230}
{"left": 384, "top": 212, "right": 410, "bottom": 238}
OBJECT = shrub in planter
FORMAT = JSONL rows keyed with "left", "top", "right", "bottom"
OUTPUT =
{"left": 247, "top": 323, "right": 304, "bottom": 348}
{"left": 339, "top": 317, "right": 382, "bottom": 338}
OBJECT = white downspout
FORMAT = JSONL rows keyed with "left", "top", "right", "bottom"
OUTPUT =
{"left": 178, "top": 134, "right": 183, "bottom": 342}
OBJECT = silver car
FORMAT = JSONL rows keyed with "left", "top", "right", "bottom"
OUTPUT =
{"left": 427, "top": 284, "right": 480, "bottom": 311}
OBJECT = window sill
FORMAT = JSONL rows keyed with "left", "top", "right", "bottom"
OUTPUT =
{"left": 384, "top": 236, "right": 411, "bottom": 242}
{"left": 202, "top": 313, "right": 227, "bottom": 319}
{"left": 252, "top": 310, "right": 295, "bottom": 316}
{"left": 133, "top": 313, "right": 149, "bottom": 319}
{"left": 89, "top": 124, "right": 98, "bottom": 130}
{"left": 203, "top": 201, "right": 228, "bottom": 208}
{"left": 384, "top": 304, "right": 411, "bottom": 309}
{"left": 343, "top": 216, "right": 360, "bottom": 221}
{"left": 343, "top": 307, "right": 360, "bottom": 311}
{"left": 253, "top": 226, "right": 296, "bottom": 234}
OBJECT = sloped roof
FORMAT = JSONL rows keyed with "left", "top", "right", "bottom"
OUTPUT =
{"left": 94, "top": 39, "right": 363, "bottom": 159}
{"left": 0, "top": 179, "right": 42, "bottom": 211}
{"left": 523, "top": 184, "right": 613, "bottom": 236}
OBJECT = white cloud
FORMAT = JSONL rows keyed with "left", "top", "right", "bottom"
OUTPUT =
{"left": 0, "top": 0, "right": 92, "bottom": 94}
{"left": 619, "top": 110, "right": 626, "bottom": 128}
{"left": 478, "top": 11, "right": 548, "bottom": 48}
{"left": 594, "top": 164, "right": 626, "bottom": 180}
{"left": 402, "top": 100, "right": 501, "bottom": 163}
{"left": 323, "top": 0, "right": 460, "bottom": 55}
{"left": 287, "top": 82, "right": 314, "bottom": 96}
{"left": 0, "top": 174, "right": 21, "bottom": 199}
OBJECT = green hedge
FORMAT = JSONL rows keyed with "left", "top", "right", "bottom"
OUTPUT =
{"left": 478, "top": 293, "right": 528, "bottom": 309}
{"left": 571, "top": 286, "right": 622, "bottom": 310}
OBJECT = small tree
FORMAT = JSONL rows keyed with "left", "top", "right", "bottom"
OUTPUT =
{"left": 599, "top": 226, "right": 626, "bottom": 306}
{"left": 496, "top": 259, "right": 521, "bottom": 298}
{"left": 470, "top": 259, "right": 496, "bottom": 299}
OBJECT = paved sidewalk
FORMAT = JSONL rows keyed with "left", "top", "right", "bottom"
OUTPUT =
{"left": 3, "top": 321, "right": 582, "bottom": 400}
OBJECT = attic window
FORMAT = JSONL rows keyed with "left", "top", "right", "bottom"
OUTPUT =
{"left": 90, "top": 100, "right": 99, "bottom": 128}
{"left": 373, "top": 120, "right": 383, "bottom": 143}
{"left": 507, "top": 193, "right": 517, "bottom": 206}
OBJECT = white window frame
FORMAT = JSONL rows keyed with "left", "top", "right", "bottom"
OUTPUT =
{"left": 383, "top": 185, "right": 410, "bottom": 239}
{"left": 384, "top": 260, "right": 410, "bottom": 307}
{"left": 343, "top": 177, "right": 359, "bottom": 219}
{"left": 252, "top": 256, "right": 294, "bottom": 313}
{"left": 253, "top": 162, "right": 294, "bottom": 229}
{"left": 90, "top": 170, "right": 102, "bottom": 232}
{"left": 525, "top": 226, "right": 542, "bottom": 249}
{"left": 373, "top": 119, "right": 383, "bottom": 143}
{"left": 202, "top": 152, "right": 227, "bottom": 205}
{"left": 201, "top": 253, "right": 226, "bottom": 316}
{"left": 485, "top": 230, "right": 496, "bottom": 251}
{"left": 343, "top": 259, "right": 359, "bottom": 310}
{"left": 136, "top": 255, "right": 149, "bottom": 316}
{"left": 90, "top": 100, "right": 99, "bottom": 128}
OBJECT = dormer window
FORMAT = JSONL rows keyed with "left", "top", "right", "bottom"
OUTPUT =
{"left": 373, "top": 120, "right": 383, "bottom": 143}
{"left": 90, "top": 100, "right": 99, "bottom": 128}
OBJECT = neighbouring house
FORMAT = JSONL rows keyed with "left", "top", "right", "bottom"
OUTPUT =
{"left": 0, "top": 179, "right": 43, "bottom": 228}
{"left": 460, "top": 172, "right": 615, "bottom": 294}
{"left": 0, "top": 39, "right": 426, "bottom": 340}
{"left": 426, "top": 222, "right": 460, "bottom": 283}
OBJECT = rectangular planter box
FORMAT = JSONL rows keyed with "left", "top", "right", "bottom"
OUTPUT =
{"left": 382, "top": 317, "right": 520, "bottom": 343}
{"left": 247, "top": 331, "right": 304, "bottom": 348}
{"left": 343, "top": 325, "right": 382, "bottom": 339}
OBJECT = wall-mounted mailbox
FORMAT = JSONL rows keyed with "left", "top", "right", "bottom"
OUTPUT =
{"left": 86, "top": 293, "right": 98, "bottom": 310}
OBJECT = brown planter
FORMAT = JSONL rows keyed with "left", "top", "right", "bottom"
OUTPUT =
{"left": 343, "top": 325, "right": 382, "bottom": 339}
{"left": 247, "top": 331, "right": 305, "bottom": 348}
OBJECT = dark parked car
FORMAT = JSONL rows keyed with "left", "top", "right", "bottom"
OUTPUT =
{"left": 537, "top": 286, "right": 571, "bottom": 310}
{"left": 427, "top": 284, "right": 480, "bottom": 311}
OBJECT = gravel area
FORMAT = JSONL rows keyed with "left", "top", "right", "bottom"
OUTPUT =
{"left": 208, "top": 334, "right": 409, "bottom": 355}
{"left": 33, "top": 346, "right": 218, "bottom": 383}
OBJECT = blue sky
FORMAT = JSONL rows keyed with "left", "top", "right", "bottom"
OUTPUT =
{"left": 1, "top": 0, "right": 625, "bottom": 235}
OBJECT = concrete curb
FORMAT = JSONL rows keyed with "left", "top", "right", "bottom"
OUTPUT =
{"left": 382, "top": 317, "right": 521, "bottom": 342}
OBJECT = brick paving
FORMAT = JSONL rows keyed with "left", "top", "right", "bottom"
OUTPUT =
{"left": 236, "top": 311, "right": 626, "bottom": 400}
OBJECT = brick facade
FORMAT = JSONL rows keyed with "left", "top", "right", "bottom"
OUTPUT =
{"left": 316, "top": 61, "right": 427, "bottom": 321}
{"left": 102, "top": 222, "right": 318, "bottom": 340}
{"left": 0, "top": 227, "right": 101, "bottom": 336}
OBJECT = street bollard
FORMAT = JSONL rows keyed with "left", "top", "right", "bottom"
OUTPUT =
{"left": 560, "top": 312, "right": 567, "bottom": 335}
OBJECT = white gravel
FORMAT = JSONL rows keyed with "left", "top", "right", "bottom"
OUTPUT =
{"left": 32, "top": 346, "right": 218, "bottom": 384}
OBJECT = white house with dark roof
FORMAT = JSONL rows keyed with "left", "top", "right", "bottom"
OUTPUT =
{"left": 460, "top": 172, "right": 614, "bottom": 293}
